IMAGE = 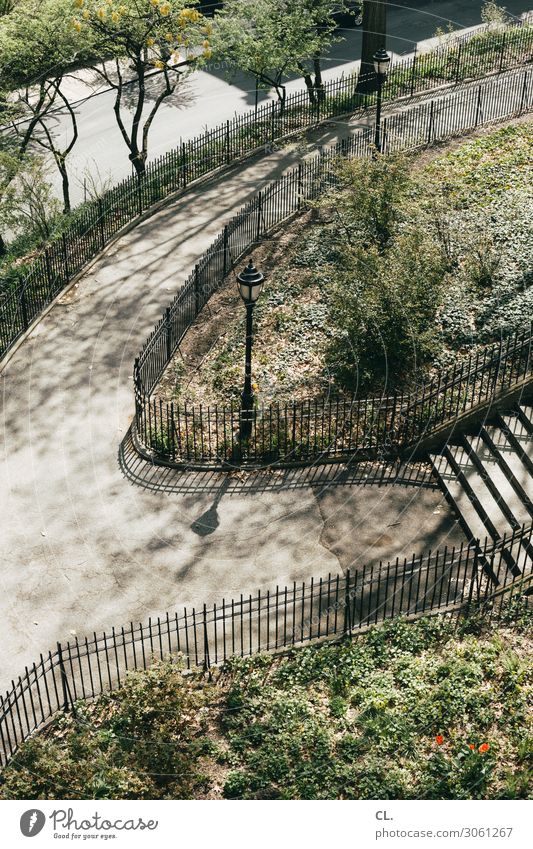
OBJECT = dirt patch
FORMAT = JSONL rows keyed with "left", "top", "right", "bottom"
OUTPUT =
{"left": 154, "top": 209, "right": 333, "bottom": 407}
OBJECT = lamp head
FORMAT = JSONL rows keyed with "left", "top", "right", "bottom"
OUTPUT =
{"left": 373, "top": 47, "right": 391, "bottom": 76}
{"left": 237, "top": 260, "right": 265, "bottom": 305}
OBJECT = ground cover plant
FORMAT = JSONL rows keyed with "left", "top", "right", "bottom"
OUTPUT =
{"left": 158, "top": 118, "right": 533, "bottom": 407}
{"left": 1, "top": 609, "right": 531, "bottom": 800}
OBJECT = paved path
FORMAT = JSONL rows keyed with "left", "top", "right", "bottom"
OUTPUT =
{"left": 4, "top": 70, "right": 522, "bottom": 689}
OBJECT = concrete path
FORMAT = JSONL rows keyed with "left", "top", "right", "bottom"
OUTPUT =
{"left": 5, "top": 71, "right": 519, "bottom": 688}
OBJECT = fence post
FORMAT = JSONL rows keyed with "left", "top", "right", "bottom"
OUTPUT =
{"left": 194, "top": 264, "right": 201, "bottom": 315}
{"left": 343, "top": 570, "right": 352, "bottom": 635}
{"left": 57, "top": 642, "right": 74, "bottom": 713}
{"left": 410, "top": 48, "right": 418, "bottom": 97}
{"left": 381, "top": 117, "right": 388, "bottom": 154}
{"left": 467, "top": 544, "right": 480, "bottom": 611}
{"left": 45, "top": 248, "right": 54, "bottom": 293}
{"left": 271, "top": 99, "right": 276, "bottom": 146}
{"left": 256, "top": 190, "right": 263, "bottom": 243}
{"left": 474, "top": 84, "right": 483, "bottom": 127}
{"left": 165, "top": 306, "right": 172, "bottom": 361}
{"left": 181, "top": 141, "right": 187, "bottom": 188}
{"left": 61, "top": 234, "right": 70, "bottom": 280}
{"left": 519, "top": 69, "right": 528, "bottom": 115}
{"left": 499, "top": 31, "right": 507, "bottom": 73}
{"left": 133, "top": 356, "right": 142, "bottom": 419}
{"left": 202, "top": 604, "right": 211, "bottom": 678}
{"left": 222, "top": 225, "right": 229, "bottom": 277}
{"left": 297, "top": 162, "right": 303, "bottom": 210}
{"left": 455, "top": 42, "right": 463, "bottom": 85}
{"left": 492, "top": 336, "right": 503, "bottom": 395}
{"left": 19, "top": 284, "right": 28, "bottom": 331}
{"left": 226, "top": 119, "right": 231, "bottom": 165}
{"left": 427, "top": 99, "right": 435, "bottom": 145}
{"left": 98, "top": 198, "right": 105, "bottom": 249}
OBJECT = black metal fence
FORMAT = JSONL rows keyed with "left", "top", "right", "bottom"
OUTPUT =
{"left": 1, "top": 525, "right": 531, "bottom": 769}
{"left": 134, "top": 70, "right": 533, "bottom": 468}
{"left": 1, "top": 17, "right": 532, "bottom": 363}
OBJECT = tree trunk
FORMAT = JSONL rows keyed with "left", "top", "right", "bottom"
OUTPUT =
{"left": 357, "top": 0, "right": 388, "bottom": 93}
{"left": 298, "top": 63, "right": 317, "bottom": 105}
{"left": 130, "top": 151, "right": 146, "bottom": 176}
{"left": 59, "top": 162, "right": 71, "bottom": 214}
{"left": 274, "top": 84, "right": 287, "bottom": 117}
{"left": 0, "top": 233, "right": 6, "bottom": 257}
{"left": 313, "top": 54, "right": 325, "bottom": 101}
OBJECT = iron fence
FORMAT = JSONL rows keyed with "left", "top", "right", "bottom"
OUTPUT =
{"left": 1, "top": 17, "right": 532, "bottom": 362}
{"left": 134, "top": 70, "right": 533, "bottom": 467}
{"left": 0, "top": 525, "right": 531, "bottom": 770}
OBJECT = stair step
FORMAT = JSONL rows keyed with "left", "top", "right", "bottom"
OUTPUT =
{"left": 501, "top": 410, "right": 533, "bottom": 449}
{"left": 481, "top": 425, "right": 533, "bottom": 514}
{"left": 446, "top": 443, "right": 514, "bottom": 539}
{"left": 429, "top": 404, "right": 533, "bottom": 584}
{"left": 430, "top": 452, "right": 494, "bottom": 543}
{"left": 483, "top": 424, "right": 533, "bottom": 484}
{"left": 466, "top": 433, "right": 532, "bottom": 526}
{"left": 517, "top": 404, "right": 533, "bottom": 435}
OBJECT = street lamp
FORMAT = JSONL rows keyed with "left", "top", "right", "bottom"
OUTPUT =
{"left": 236, "top": 259, "right": 265, "bottom": 441}
{"left": 373, "top": 47, "right": 391, "bottom": 154}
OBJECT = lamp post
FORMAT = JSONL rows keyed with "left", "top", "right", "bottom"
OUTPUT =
{"left": 373, "top": 47, "right": 391, "bottom": 154}
{"left": 236, "top": 260, "right": 265, "bottom": 441}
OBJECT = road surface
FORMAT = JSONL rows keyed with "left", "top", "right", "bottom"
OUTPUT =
{"left": 40, "top": 0, "right": 532, "bottom": 204}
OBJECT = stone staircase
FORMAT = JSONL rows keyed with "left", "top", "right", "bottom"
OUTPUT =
{"left": 430, "top": 404, "right": 533, "bottom": 583}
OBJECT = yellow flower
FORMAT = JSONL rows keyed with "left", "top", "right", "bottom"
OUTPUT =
{"left": 146, "top": 36, "right": 155, "bottom": 46}
{"left": 82, "top": 8, "right": 89, "bottom": 18}
{"left": 72, "top": 17, "right": 82, "bottom": 31}
{"left": 203, "top": 47, "right": 212, "bottom": 59}
{"left": 96, "top": 6, "right": 107, "bottom": 20}
{"left": 154, "top": 59, "right": 165, "bottom": 69}
{"left": 202, "top": 39, "right": 209, "bottom": 49}
{"left": 74, "top": 0, "right": 84, "bottom": 7}
{"left": 111, "top": 10, "right": 120, "bottom": 21}
{"left": 165, "top": 31, "right": 173, "bottom": 41}
{"left": 159, "top": 1, "right": 171, "bottom": 15}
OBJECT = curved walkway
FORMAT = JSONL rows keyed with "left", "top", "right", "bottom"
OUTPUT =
{"left": 5, "top": 76, "right": 516, "bottom": 687}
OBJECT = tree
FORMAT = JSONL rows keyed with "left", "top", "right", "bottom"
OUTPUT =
{"left": 357, "top": 0, "right": 387, "bottom": 93}
{"left": 0, "top": 0, "right": 84, "bottom": 213}
{"left": 0, "top": 154, "right": 61, "bottom": 244}
{"left": 318, "top": 155, "right": 447, "bottom": 391}
{"left": 214, "top": 0, "right": 350, "bottom": 111}
{"left": 79, "top": 0, "right": 211, "bottom": 175}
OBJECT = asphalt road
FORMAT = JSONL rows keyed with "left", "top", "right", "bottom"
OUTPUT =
{"left": 44, "top": 0, "right": 531, "bottom": 204}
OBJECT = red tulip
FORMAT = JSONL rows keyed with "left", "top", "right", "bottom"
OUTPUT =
{"left": 435, "top": 735, "right": 444, "bottom": 745}
{"left": 479, "top": 743, "right": 490, "bottom": 753}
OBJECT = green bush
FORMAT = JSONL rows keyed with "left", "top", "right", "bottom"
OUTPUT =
{"left": 0, "top": 660, "right": 215, "bottom": 800}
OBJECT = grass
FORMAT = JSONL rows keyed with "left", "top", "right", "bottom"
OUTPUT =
{"left": 1, "top": 610, "right": 531, "bottom": 800}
